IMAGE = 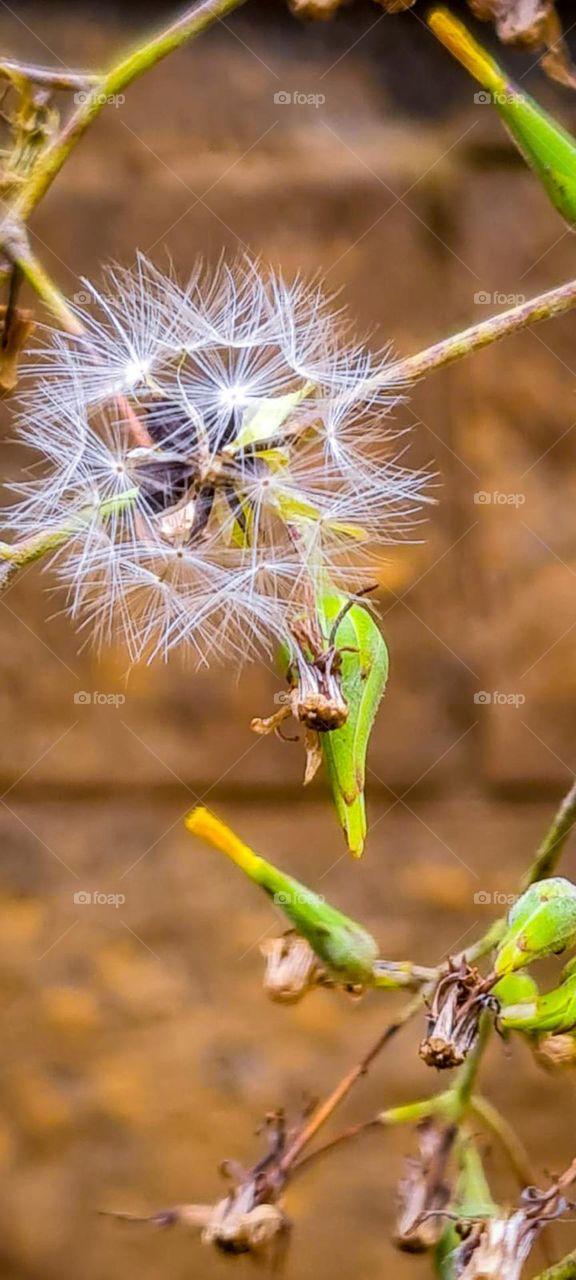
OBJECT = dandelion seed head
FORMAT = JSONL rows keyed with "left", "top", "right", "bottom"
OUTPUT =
{"left": 5, "top": 255, "right": 432, "bottom": 666}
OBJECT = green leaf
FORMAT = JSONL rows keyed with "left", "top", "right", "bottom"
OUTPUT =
{"left": 225, "top": 385, "right": 309, "bottom": 453}
{"left": 429, "top": 9, "right": 576, "bottom": 224}
{"left": 317, "top": 590, "right": 389, "bottom": 859}
{"left": 495, "top": 877, "right": 576, "bottom": 976}
{"left": 185, "top": 806, "right": 380, "bottom": 985}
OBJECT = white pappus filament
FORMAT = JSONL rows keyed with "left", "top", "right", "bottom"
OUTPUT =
{"left": 5, "top": 255, "right": 432, "bottom": 666}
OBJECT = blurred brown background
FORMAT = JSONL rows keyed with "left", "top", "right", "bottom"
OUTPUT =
{"left": 1, "top": 2, "right": 576, "bottom": 1276}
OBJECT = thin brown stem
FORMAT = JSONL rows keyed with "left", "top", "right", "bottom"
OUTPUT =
{"left": 292, "top": 1119, "right": 382, "bottom": 1176}
{"left": 279, "top": 987, "right": 429, "bottom": 1173}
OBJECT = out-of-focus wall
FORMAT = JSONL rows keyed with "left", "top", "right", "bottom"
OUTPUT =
{"left": 0, "top": 4, "right": 575, "bottom": 1278}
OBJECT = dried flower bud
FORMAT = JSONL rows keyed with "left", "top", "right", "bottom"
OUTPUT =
{"left": 201, "top": 1197, "right": 287, "bottom": 1255}
{"left": 260, "top": 933, "right": 331, "bottom": 1003}
{"left": 394, "top": 1119, "right": 454, "bottom": 1252}
{"left": 456, "top": 1210, "right": 538, "bottom": 1280}
{"left": 534, "top": 1032, "right": 576, "bottom": 1071}
{"left": 420, "top": 961, "right": 493, "bottom": 1069}
{"left": 107, "top": 1109, "right": 292, "bottom": 1263}
{"left": 453, "top": 1160, "right": 576, "bottom": 1279}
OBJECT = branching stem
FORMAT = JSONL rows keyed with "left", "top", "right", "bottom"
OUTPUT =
{"left": 279, "top": 987, "right": 430, "bottom": 1173}
{"left": 387, "top": 277, "right": 576, "bottom": 385}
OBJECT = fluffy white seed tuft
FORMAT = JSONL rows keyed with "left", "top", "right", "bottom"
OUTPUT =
{"left": 5, "top": 256, "right": 432, "bottom": 666}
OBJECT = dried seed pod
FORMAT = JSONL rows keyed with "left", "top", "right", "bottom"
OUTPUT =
{"left": 419, "top": 961, "right": 493, "bottom": 1069}
{"left": 394, "top": 1119, "right": 455, "bottom": 1252}
{"left": 456, "top": 1210, "right": 539, "bottom": 1280}
{"left": 259, "top": 933, "right": 332, "bottom": 1003}
{"left": 106, "top": 1109, "right": 292, "bottom": 1264}
{"left": 534, "top": 1032, "right": 576, "bottom": 1071}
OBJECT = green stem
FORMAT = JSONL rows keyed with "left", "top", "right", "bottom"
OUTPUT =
{"left": 279, "top": 986, "right": 431, "bottom": 1173}
{"left": 292, "top": 1095, "right": 447, "bottom": 1176}
{"left": 0, "top": 488, "right": 139, "bottom": 576}
{"left": 379, "top": 1095, "right": 446, "bottom": 1127}
{"left": 522, "top": 778, "right": 576, "bottom": 889}
{"left": 463, "top": 918, "right": 507, "bottom": 965}
{"left": 535, "top": 1250, "right": 576, "bottom": 1280}
{"left": 457, "top": 779, "right": 576, "bottom": 970}
{"left": 11, "top": 0, "right": 247, "bottom": 223}
{"left": 4, "top": 227, "right": 83, "bottom": 335}
{"left": 387, "top": 277, "right": 576, "bottom": 384}
{"left": 470, "top": 1094, "right": 537, "bottom": 1190}
{"left": 450, "top": 1011, "right": 491, "bottom": 1121}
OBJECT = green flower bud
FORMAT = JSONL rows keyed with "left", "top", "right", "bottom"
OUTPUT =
{"left": 495, "top": 878, "right": 576, "bottom": 977}
{"left": 500, "top": 971, "right": 576, "bottom": 1036}
{"left": 186, "top": 807, "right": 380, "bottom": 987}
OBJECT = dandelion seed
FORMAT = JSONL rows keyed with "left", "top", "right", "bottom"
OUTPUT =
{"left": 4, "top": 255, "right": 432, "bottom": 666}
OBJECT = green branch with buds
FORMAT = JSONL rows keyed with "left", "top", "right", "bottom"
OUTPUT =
{"left": 182, "top": 779, "right": 576, "bottom": 1269}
